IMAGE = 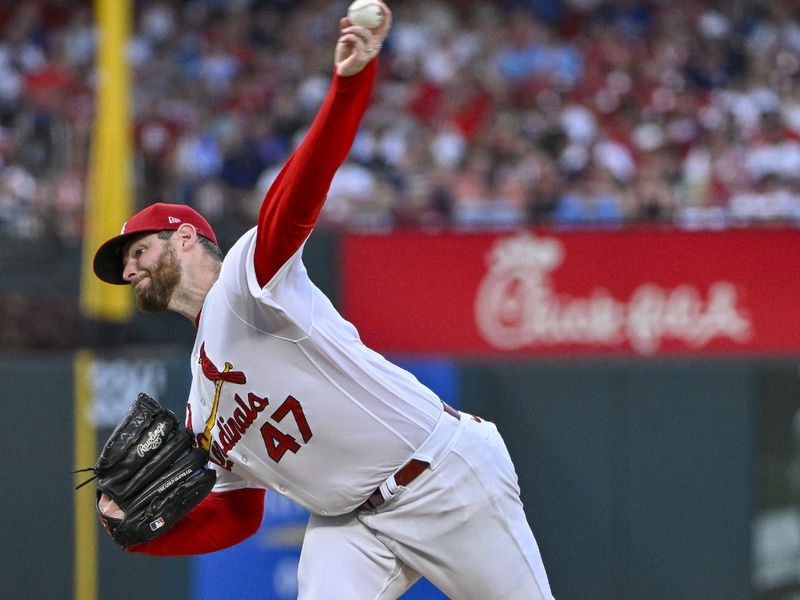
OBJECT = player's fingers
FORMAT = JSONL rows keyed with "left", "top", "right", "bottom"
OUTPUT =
{"left": 337, "top": 32, "right": 362, "bottom": 49}
{"left": 372, "top": 1, "right": 392, "bottom": 36}
{"left": 98, "top": 493, "right": 126, "bottom": 518}
{"left": 340, "top": 26, "right": 378, "bottom": 53}
{"left": 340, "top": 26, "right": 370, "bottom": 42}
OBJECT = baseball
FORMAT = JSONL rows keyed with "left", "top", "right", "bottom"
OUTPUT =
{"left": 347, "top": 0, "right": 384, "bottom": 29}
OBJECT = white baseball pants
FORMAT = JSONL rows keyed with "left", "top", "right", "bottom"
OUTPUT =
{"left": 297, "top": 414, "right": 554, "bottom": 599}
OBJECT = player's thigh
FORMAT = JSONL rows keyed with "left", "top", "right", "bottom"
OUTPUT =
{"left": 438, "top": 435, "right": 552, "bottom": 599}
{"left": 364, "top": 418, "right": 553, "bottom": 600}
{"left": 298, "top": 512, "right": 420, "bottom": 600}
{"left": 438, "top": 420, "right": 552, "bottom": 599}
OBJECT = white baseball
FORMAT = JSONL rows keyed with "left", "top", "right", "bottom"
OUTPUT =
{"left": 347, "top": 0, "right": 384, "bottom": 29}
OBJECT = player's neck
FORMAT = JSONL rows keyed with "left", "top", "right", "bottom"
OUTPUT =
{"left": 167, "top": 285, "right": 209, "bottom": 322}
{"left": 168, "top": 260, "right": 221, "bottom": 323}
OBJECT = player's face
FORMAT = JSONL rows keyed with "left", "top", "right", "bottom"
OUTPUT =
{"left": 123, "top": 234, "right": 182, "bottom": 313}
{"left": 136, "top": 243, "right": 181, "bottom": 312}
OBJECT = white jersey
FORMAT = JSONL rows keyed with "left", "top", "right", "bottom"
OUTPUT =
{"left": 186, "top": 228, "right": 450, "bottom": 515}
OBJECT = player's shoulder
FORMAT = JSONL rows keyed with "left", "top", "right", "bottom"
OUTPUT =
{"left": 224, "top": 227, "right": 258, "bottom": 264}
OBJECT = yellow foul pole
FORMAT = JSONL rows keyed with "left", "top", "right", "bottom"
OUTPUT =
{"left": 80, "top": 0, "right": 134, "bottom": 321}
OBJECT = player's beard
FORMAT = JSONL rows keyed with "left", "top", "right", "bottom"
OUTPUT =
{"left": 135, "top": 244, "right": 181, "bottom": 313}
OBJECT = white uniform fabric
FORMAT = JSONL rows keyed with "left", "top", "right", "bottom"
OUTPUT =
{"left": 186, "top": 227, "right": 554, "bottom": 598}
{"left": 299, "top": 414, "right": 554, "bottom": 600}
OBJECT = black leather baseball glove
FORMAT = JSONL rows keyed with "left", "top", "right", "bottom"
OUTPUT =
{"left": 75, "top": 393, "right": 216, "bottom": 547}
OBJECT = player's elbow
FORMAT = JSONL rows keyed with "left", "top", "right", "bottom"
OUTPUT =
{"left": 239, "top": 491, "right": 266, "bottom": 540}
{"left": 191, "top": 488, "right": 267, "bottom": 553}
{"left": 223, "top": 487, "right": 267, "bottom": 543}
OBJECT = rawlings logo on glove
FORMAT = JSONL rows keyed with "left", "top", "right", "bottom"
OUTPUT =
{"left": 75, "top": 393, "right": 217, "bottom": 547}
{"left": 136, "top": 422, "right": 169, "bottom": 457}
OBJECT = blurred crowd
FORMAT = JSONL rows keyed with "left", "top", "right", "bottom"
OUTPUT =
{"left": 1, "top": 0, "right": 800, "bottom": 245}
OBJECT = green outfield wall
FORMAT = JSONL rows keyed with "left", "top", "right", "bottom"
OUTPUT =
{"left": 459, "top": 358, "right": 756, "bottom": 600}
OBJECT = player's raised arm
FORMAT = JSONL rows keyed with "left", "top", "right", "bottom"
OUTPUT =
{"left": 253, "top": 2, "right": 392, "bottom": 287}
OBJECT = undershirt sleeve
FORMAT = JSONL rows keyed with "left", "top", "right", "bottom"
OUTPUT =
{"left": 126, "top": 488, "right": 266, "bottom": 556}
{"left": 253, "top": 59, "right": 378, "bottom": 287}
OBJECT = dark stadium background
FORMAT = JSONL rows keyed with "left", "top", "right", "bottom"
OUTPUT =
{"left": 3, "top": 1, "right": 800, "bottom": 599}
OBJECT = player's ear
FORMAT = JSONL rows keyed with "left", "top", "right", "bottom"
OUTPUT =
{"left": 174, "top": 223, "right": 198, "bottom": 249}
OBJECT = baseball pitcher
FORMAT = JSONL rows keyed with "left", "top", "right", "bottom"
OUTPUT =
{"left": 85, "top": 3, "right": 554, "bottom": 598}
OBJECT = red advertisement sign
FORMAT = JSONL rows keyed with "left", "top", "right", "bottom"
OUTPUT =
{"left": 341, "top": 229, "right": 800, "bottom": 356}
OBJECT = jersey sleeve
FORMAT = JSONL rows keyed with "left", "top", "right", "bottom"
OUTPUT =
{"left": 220, "top": 227, "right": 317, "bottom": 337}
{"left": 126, "top": 487, "right": 267, "bottom": 556}
{"left": 253, "top": 59, "right": 378, "bottom": 287}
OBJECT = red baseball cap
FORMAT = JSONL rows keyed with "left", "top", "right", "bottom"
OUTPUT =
{"left": 93, "top": 202, "right": 218, "bottom": 285}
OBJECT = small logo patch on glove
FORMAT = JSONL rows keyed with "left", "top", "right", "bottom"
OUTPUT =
{"left": 136, "top": 422, "right": 168, "bottom": 457}
{"left": 149, "top": 517, "right": 166, "bottom": 532}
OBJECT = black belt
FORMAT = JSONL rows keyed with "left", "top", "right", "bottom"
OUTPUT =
{"left": 360, "top": 403, "right": 461, "bottom": 511}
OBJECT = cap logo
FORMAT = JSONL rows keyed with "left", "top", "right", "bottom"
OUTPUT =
{"left": 168, "top": 216, "right": 181, "bottom": 224}
{"left": 120, "top": 221, "right": 128, "bottom": 234}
